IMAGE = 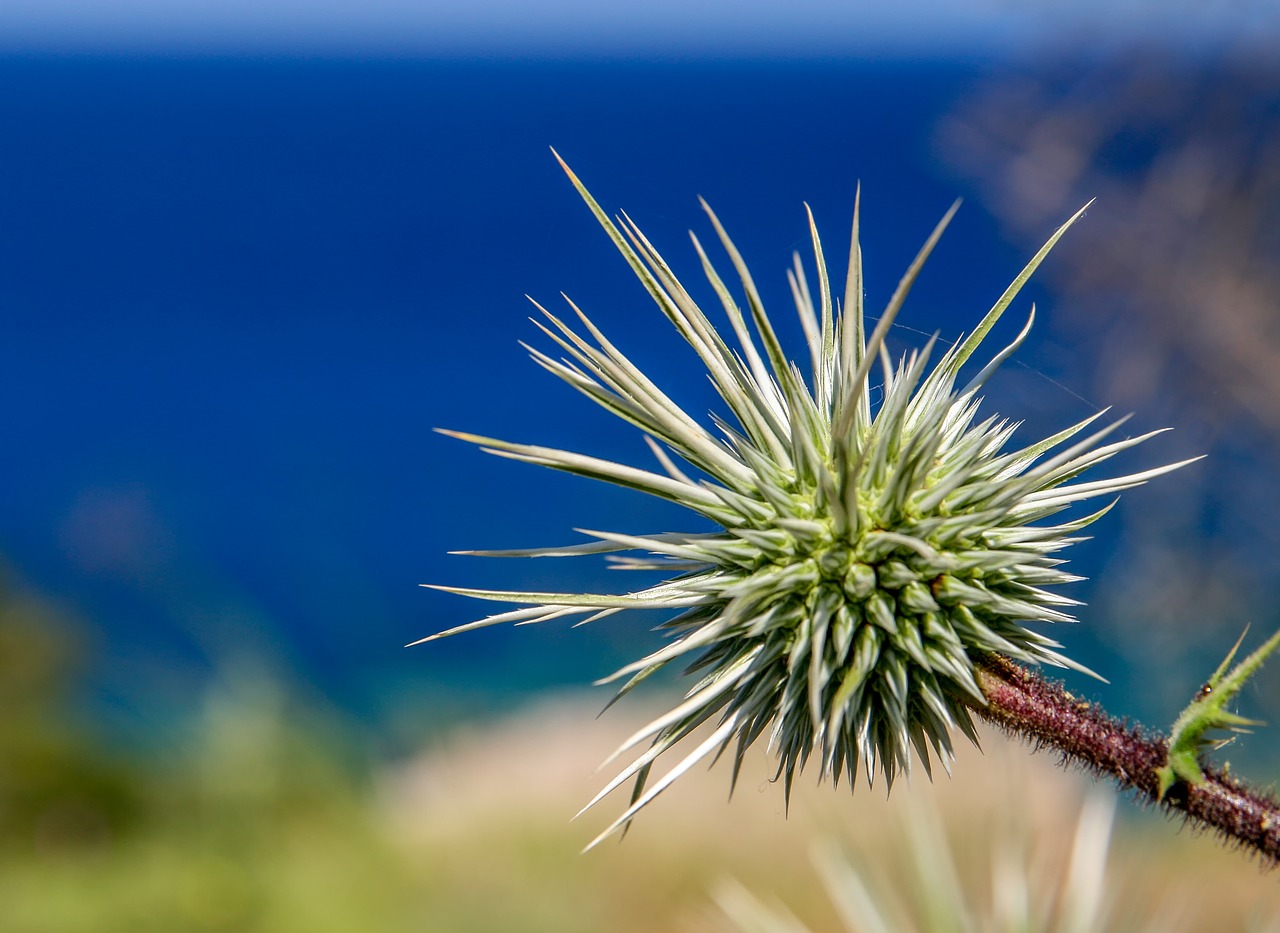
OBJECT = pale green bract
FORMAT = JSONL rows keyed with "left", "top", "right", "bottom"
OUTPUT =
{"left": 420, "top": 154, "right": 1191, "bottom": 849}
{"left": 1156, "top": 627, "right": 1280, "bottom": 801}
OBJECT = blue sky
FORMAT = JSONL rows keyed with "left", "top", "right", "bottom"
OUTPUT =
{"left": 0, "top": 0, "right": 1271, "bottom": 56}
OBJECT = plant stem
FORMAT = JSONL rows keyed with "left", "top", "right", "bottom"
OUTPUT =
{"left": 971, "top": 653, "right": 1280, "bottom": 864}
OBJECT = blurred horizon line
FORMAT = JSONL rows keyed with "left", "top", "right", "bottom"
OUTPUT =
{"left": 0, "top": 0, "right": 1273, "bottom": 60}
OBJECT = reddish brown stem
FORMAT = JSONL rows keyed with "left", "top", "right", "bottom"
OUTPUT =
{"left": 972, "top": 653, "right": 1280, "bottom": 864}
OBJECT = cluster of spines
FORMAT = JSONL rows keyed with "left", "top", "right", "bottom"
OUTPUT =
{"left": 423, "top": 156, "right": 1194, "bottom": 847}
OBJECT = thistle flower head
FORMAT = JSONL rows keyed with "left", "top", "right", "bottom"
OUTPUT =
{"left": 421, "top": 154, "right": 1189, "bottom": 848}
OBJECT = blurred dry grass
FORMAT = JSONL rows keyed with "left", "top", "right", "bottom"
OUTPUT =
{"left": 382, "top": 693, "right": 1280, "bottom": 932}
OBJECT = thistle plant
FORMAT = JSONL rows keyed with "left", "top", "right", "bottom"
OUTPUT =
{"left": 421, "top": 154, "right": 1280, "bottom": 858}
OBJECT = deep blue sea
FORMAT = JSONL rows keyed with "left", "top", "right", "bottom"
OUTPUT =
{"left": 0, "top": 55, "right": 1110, "bottom": 739}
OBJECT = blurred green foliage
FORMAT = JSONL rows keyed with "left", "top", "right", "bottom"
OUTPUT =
{"left": 0, "top": 579, "right": 421, "bottom": 933}
{"left": 0, "top": 584, "right": 144, "bottom": 859}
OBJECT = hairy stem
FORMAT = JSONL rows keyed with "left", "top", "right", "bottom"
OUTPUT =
{"left": 971, "top": 653, "right": 1280, "bottom": 864}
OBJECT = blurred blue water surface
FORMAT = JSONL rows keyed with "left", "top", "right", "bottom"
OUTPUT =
{"left": 0, "top": 55, "right": 1099, "bottom": 739}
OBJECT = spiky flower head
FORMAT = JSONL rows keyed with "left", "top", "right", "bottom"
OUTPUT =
{"left": 420, "top": 154, "right": 1188, "bottom": 848}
